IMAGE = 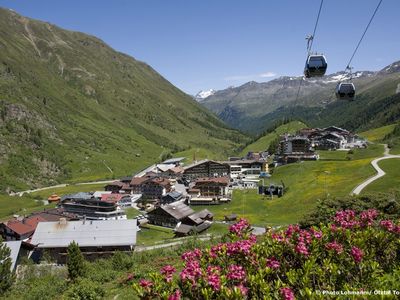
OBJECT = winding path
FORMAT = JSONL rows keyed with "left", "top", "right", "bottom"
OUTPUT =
{"left": 351, "top": 144, "right": 400, "bottom": 195}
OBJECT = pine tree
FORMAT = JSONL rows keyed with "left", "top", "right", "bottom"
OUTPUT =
{"left": 0, "top": 239, "right": 14, "bottom": 293}
{"left": 67, "top": 241, "right": 86, "bottom": 281}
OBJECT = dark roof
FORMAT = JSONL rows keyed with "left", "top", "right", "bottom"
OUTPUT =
{"left": 120, "top": 176, "right": 133, "bottom": 182}
{"left": 105, "top": 181, "right": 124, "bottom": 188}
{"left": 187, "top": 209, "right": 214, "bottom": 225}
{"left": 194, "top": 176, "right": 230, "bottom": 185}
{"left": 163, "top": 191, "right": 183, "bottom": 200}
{"left": 194, "top": 221, "right": 212, "bottom": 233}
{"left": 159, "top": 202, "right": 194, "bottom": 220}
{"left": 174, "top": 224, "right": 193, "bottom": 234}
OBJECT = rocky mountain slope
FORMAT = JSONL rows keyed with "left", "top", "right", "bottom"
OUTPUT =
{"left": 0, "top": 8, "right": 248, "bottom": 192}
{"left": 201, "top": 63, "right": 400, "bottom": 133}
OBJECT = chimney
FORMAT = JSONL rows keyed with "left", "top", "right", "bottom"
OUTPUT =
{"left": 83, "top": 216, "right": 86, "bottom": 224}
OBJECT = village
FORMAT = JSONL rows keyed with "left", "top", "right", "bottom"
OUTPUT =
{"left": 1, "top": 126, "right": 367, "bottom": 268}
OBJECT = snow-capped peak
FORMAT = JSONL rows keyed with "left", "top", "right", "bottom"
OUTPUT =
{"left": 195, "top": 89, "right": 216, "bottom": 101}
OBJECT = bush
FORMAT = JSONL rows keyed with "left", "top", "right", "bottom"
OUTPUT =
{"left": 63, "top": 278, "right": 105, "bottom": 300}
{"left": 67, "top": 241, "right": 86, "bottom": 281}
{"left": 134, "top": 213, "right": 400, "bottom": 299}
{"left": 0, "top": 239, "right": 14, "bottom": 294}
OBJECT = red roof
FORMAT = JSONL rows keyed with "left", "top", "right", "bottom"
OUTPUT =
{"left": 5, "top": 220, "right": 35, "bottom": 236}
{"left": 24, "top": 216, "right": 47, "bottom": 228}
{"left": 101, "top": 193, "right": 124, "bottom": 203}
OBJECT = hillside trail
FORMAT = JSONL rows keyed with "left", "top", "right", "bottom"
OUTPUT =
{"left": 351, "top": 144, "right": 400, "bottom": 195}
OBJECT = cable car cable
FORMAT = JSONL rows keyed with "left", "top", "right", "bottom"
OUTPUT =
{"left": 307, "top": 0, "right": 324, "bottom": 54}
{"left": 344, "top": 0, "right": 383, "bottom": 70}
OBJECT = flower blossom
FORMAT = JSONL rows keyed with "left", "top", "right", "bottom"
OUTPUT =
{"left": 295, "top": 241, "right": 309, "bottom": 256}
{"left": 227, "top": 264, "right": 246, "bottom": 281}
{"left": 139, "top": 279, "right": 153, "bottom": 289}
{"left": 266, "top": 257, "right": 280, "bottom": 269}
{"left": 380, "top": 220, "right": 394, "bottom": 232}
{"left": 325, "top": 241, "right": 343, "bottom": 254}
{"left": 168, "top": 289, "right": 181, "bottom": 300}
{"left": 161, "top": 265, "right": 176, "bottom": 282}
{"left": 350, "top": 246, "right": 363, "bottom": 263}
{"left": 229, "top": 218, "right": 250, "bottom": 236}
{"left": 280, "top": 287, "right": 295, "bottom": 300}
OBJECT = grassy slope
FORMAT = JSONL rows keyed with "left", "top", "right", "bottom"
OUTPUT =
{"left": 363, "top": 158, "right": 400, "bottom": 194}
{"left": 359, "top": 124, "right": 397, "bottom": 142}
{"left": 239, "top": 121, "right": 306, "bottom": 156}
{"left": 0, "top": 8, "right": 248, "bottom": 192}
{"left": 193, "top": 145, "right": 383, "bottom": 226}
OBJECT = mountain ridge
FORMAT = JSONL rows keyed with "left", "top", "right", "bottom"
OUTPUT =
{"left": 0, "top": 7, "right": 248, "bottom": 192}
{"left": 200, "top": 61, "right": 400, "bottom": 133}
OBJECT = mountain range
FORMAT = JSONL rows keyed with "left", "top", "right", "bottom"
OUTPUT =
{"left": 0, "top": 8, "right": 248, "bottom": 192}
{"left": 200, "top": 62, "right": 400, "bottom": 134}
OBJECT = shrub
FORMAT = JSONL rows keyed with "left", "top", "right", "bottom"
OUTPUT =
{"left": 63, "top": 278, "right": 105, "bottom": 300}
{"left": 67, "top": 241, "right": 86, "bottom": 281}
{"left": 134, "top": 212, "right": 400, "bottom": 299}
{"left": 0, "top": 238, "right": 14, "bottom": 293}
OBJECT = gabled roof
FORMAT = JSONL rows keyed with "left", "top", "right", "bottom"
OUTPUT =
{"left": 146, "top": 177, "right": 171, "bottom": 187}
{"left": 4, "top": 220, "right": 35, "bottom": 236}
{"left": 156, "top": 164, "right": 175, "bottom": 172}
{"left": 174, "top": 223, "right": 193, "bottom": 234}
{"left": 104, "top": 181, "right": 124, "bottom": 188}
{"left": 151, "top": 202, "right": 194, "bottom": 220}
{"left": 183, "top": 159, "right": 210, "bottom": 170}
{"left": 100, "top": 193, "right": 124, "bottom": 203}
{"left": 31, "top": 219, "right": 137, "bottom": 248}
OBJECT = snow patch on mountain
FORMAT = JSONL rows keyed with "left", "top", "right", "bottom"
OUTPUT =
{"left": 195, "top": 89, "right": 216, "bottom": 101}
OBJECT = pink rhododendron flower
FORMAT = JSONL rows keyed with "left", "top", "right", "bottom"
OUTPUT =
{"left": 280, "top": 287, "right": 295, "bottom": 300}
{"left": 266, "top": 257, "right": 280, "bottom": 269}
{"left": 235, "top": 284, "right": 249, "bottom": 296}
{"left": 180, "top": 260, "right": 202, "bottom": 284}
{"left": 168, "top": 289, "right": 181, "bottom": 300}
{"left": 325, "top": 241, "right": 343, "bottom": 254}
{"left": 139, "top": 279, "right": 153, "bottom": 289}
{"left": 229, "top": 218, "right": 250, "bottom": 236}
{"left": 181, "top": 248, "right": 202, "bottom": 261}
{"left": 310, "top": 228, "right": 323, "bottom": 239}
{"left": 360, "top": 209, "right": 378, "bottom": 226}
{"left": 334, "top": 210, "right": 360, "bottom": 228}
{"left": 227, "top": 264, "right": 246, "bottom": 281}
{"left": 380, "top": 220, "right": 394, "bottom": 232}
{"left": 161, "top": 265, "right": 176, "bottom": 282}
{"left": 285, "top": 224, "right": 300, "bottom": 238}
{"left": 207, "top": 273, "right": 221, "bottom": 291}
{"left": 350, "top": 246, "right": 363, "bottom": 263}
{"left": 295, "top": 241, "right": 309, "bottom": 256}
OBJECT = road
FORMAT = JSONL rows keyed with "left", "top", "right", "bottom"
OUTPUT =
{"left": 10, "top": 179, "right": 115, "bottom": 197}
{"left": 351, "top": 144, "right": 400, "bottom": 195}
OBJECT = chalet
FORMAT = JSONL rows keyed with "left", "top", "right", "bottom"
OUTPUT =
{"left": 277, "top": 136, "right": 319, "bottom": 163}
{"left": 100, "top": 193, "right": 139, "bottom": 208}
{"left": 140, "top": 177, "right": 172, "bottom": 199}
{"left": 161, "top": 191, "right": 184, "bottom": 205}
{"left": 191, "top": 176, "right": 230, "bottom": 197}
{"left": 183, "top": 160, "right": 230, "bottom": 181}
{"left": 0, "top": 208, "right": 78, "bottom": 241}
{"left": 0, "top": 218, "right": 41, "bottom": 241}
{"left": 174, "top": 221, "right": 212, "bottom": 237}
{"left": 220, "top": 159, "right": 268, "bottom": 178}
{"left": 30, "top": 219, "right": 137, "bottom": 263}
{"left": 104, "top": 181, "right": 125, "bottom": 193}
{"left": 147, "top": 202, "right": 195, "bottom": 228}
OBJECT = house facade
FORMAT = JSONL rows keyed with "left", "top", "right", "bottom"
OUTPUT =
{"left": 183, "top": 160, "right": 230, "bottom": 181}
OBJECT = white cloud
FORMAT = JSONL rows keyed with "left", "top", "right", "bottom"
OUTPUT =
{"left": 259, "top": 72, "right": 276, "bottom": 78}
{"left": 224, "top": 71, "right": 277, "bottom": 81}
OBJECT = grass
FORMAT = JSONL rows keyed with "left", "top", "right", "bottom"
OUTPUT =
{"left": 0, "top": 194, "right": 51, "bottom": 221}
{"left": 192, "top": 145, "right": 384, "bottom": 226}
{"left": 363, "top": 158, "right": 400, "bottom": 194}
{"left": 239, "top": 121, "right": 306, "bottom": 156}
{"left": 359, "top": 124, "right": 397, "bottom": 142}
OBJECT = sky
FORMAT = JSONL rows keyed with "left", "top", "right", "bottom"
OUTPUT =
{"left": 1, "top": 0, "right": 399, "bottom": 95}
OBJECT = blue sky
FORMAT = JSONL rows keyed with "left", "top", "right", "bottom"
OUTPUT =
{"left": 1, "top": 0, "right": 399, "bottom": 94}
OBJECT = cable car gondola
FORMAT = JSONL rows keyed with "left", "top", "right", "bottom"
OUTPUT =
{"left": 335, "top": 82, "right": 355, "bottom": 101}
{"left": 304, "top": 54, "right": 328, "bottom": 78}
